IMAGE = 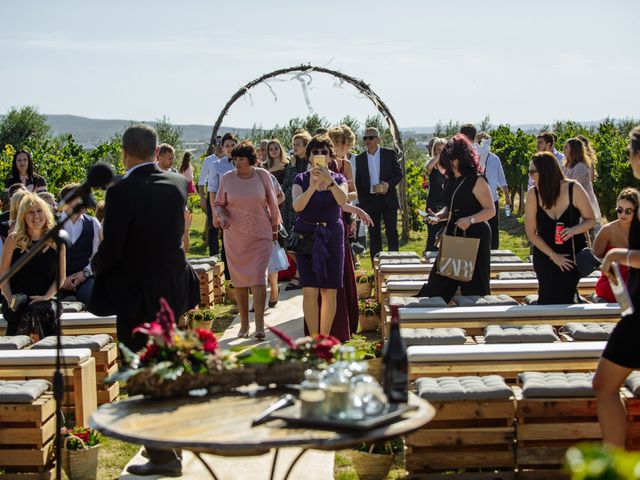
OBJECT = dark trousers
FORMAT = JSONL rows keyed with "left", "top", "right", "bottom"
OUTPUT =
{"left": 363, "top": 198, "right": 399, "bottom": 261}
{"left": 205, "top": 199, "right": 220, "bottom": 256}
{"left": 488, "top": 200, "right": 500, "bottom": 250}
{"left": 425, "top": 222, "right": 445, "bottom": 252}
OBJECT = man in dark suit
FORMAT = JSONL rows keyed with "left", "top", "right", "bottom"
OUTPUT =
{"left": 355, "top": 126, "right": 404, "bottom": 261}
{"left": 88, "top": 124, "right": 199, "bottom": 477}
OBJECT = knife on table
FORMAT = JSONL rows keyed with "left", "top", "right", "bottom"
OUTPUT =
{"left": 251, "top": 394, "right": 295, "bottom": 427}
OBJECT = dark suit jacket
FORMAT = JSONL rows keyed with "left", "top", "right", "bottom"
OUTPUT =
{"left": 355, "top": 147, "right": 403, "bottom": 210}
{"left": 88, "top": 163, "right": 199, "bottom": 319}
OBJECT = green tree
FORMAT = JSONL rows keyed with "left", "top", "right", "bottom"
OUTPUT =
{"left": 154, "top": 116, "right": 183, "bottom": 149}
{"left": 478, "top": 115, "right": 492, "bottom": 132}
{"left": 0, "top": 106, "right": 50, "bottom": 150}
{"left": 433, "top": 120, "right": 461, "bottom": 139}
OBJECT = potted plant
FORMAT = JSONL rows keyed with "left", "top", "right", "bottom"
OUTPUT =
{"left": 186, "top": 308, "right": 215, "bottom": 331}
{"left": 345, "top": 334, "right": 384, "bottom": 383}
{"left": 345, "top": 441, "right": 400, "bottom": 480}
{"left": 358, "top": 298, "right": 380, "bottom": 332}
{"left": 60, "top": 426, "right": 101, "bottom": 480}
{"left": 355, "top": 271, "right": 374, "bottom": 299}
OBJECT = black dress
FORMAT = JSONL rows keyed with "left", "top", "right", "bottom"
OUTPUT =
{"left": 532, "top": 182, "right": 586, "bottom": 304}
{"left": 417, "top": 174, "right": 491, "bottom": 302}
{"left": 425, "top": 168, "right": 447, "bottom": 252}
{"left": 1, "top": 246, "right": 60, "bottom": 337}
{"left": 602, "top": 210, "right": 640, "bottom": 368}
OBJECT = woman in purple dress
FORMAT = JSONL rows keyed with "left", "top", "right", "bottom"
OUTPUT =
{"left": 292, "top": 135, "right": 349, "bottom": 338}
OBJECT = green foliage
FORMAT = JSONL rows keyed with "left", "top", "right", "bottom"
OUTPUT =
{"left": 565, "top": 443, "right": 640, "bottom": 479}
{"left": 154, "top": 115, "right": 183, "bottom": 149}
{"left": 433, "top": 119, "right": 461, "bottom": 138}
{"left": 403, "top": 138, "right": 428, "bottom": 232}
{"left": 0, "top": 105, "right": 50, "bottom": 150}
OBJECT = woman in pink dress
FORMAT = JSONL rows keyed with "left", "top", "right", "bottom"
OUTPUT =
{"left": 179, "top": 151, "right": 197, "bottom": 195}
{"left": 215, "top": 141, "right": 281, "bottom": 339}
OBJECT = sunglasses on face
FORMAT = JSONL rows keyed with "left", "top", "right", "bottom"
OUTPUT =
{"left": 310, "top": 149, "right": 330, "bottom": 156}
{"left": 363, "top": 135, "right": 378, "bottom": 141}
{"left": 616, "top": 207, "right": 635, "bottom": 215}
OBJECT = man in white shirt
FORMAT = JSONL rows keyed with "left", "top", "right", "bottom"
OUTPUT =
{"left": 483, "top": 148, "right": 511, "bottom": 249}
{"left": 156, "top": 144, "right": 178, "bottom": 173}
{"left": 199, "top": 136, "right": 222, "bottom": 256}
{"left": 528, "top": 132, "right": 565, "bottom": 188}
{"left": 58, "top": 183, "right": 102, "bottom": 304}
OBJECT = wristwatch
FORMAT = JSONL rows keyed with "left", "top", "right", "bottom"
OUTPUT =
{"left": 83, "top": 266, "right": 93, "bottom": 279}
{"left": 470, "top": 217, "right": 476, "bottom": 225}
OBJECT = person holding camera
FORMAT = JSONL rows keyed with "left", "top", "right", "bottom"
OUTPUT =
{"left": 354, "top": 127, "right": 403, "bottom": 261}
{"left": 0, "top": 192, "right": 65, "bottom": 339}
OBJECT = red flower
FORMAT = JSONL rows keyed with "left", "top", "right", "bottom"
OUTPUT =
{"left": 132, "top": 321, "right": 164, "bottom": 338}
{"left": 139, "top": 343, "right": 160, "bottom": 363}
{"left": 311, "top": 334, "right": 340, "bottom": 361}
{"left": 197, "top": 329, "right": 218, "bottom": 353}
{"left": 267, "top": 325, "right": 296, "bottom": 349}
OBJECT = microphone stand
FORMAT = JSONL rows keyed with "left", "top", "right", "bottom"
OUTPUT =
{"left": 0, "top": 199, "right": 88, "bottom": 480}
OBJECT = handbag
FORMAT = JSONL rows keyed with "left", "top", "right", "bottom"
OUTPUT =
{"left": 436, "top": 178, "right": 481, "bottom": 282}
{"left": 286, "top": 232, "right": 315, "bottom": 256}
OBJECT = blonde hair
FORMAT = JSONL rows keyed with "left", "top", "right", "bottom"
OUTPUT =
{"left": 430, "top": 137, "right": 447, "bottom": 157}
{"left": 266, "top": 139, "right": 289, "bottom": 169}
{"left": 328, "top": 125, "right": 356, "bottom": 148}
{"left": 291, "top": 130, "right": 312, "bottom": 148}
{"left": 10, "top": 190, "right": 27, "bottom": 222}
{"left": 13, "top": 192, "right": 56, "bottom": 252}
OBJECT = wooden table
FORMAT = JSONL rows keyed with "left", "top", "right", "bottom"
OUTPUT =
{"left": 90, "top": 390, "right": 435, "bottom": 480}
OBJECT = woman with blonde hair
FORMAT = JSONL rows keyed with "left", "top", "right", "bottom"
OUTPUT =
{"left": 0, "top": 192, "right": 65, "bottom": 338}
{"left": 563, "top": 138, "right": 601, "bottom": 222}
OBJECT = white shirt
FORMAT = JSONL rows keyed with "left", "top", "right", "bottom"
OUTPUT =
{"left": 63, "top": 214, "right": 102, "bottom": 274}
{"left": 484, "top": 153, "right": 508, "bottom": 202}
{"left": 198, "top": 154, "right": 218, "bottom": 187}
{"left": 474, "top": 138, "right": 492, "bottom": 171}
{"left": 366, "top": 147, "right": 381, "bottom": 193}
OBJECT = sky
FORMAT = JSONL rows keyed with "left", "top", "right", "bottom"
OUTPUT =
{"left": 1, "top": 0, "right": 638, "bottom": 130}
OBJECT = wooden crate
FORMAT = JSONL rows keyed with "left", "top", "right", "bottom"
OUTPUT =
{"left": 0, "top": 392, "right": 56, "bottom": 479}
{"left": 406, "top": 396, "right": 516, "bottom": 476}
{"left": 515, "top": 387, "right": 601, "bottom": 472}
{"left": 93, "top": 343, "right": 119, "bottom": 405}
{"left": 623, "top": 388, "right": 640, "bottom": 450}
{"left": 212, "top": 262, "right": 224, "bottom": 277}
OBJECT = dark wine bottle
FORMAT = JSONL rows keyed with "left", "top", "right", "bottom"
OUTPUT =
{"left": 382, "top": 304, "right": 408, "bottom": 403}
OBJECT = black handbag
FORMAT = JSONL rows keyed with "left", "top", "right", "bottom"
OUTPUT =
{"left": 576, "top": 247, "right": 601, "bottom": 278}
{"left": 286, "top": 232, "right": 315, "bottom": 255}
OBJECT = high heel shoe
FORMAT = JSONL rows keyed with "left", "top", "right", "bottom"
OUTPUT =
{"left": 238, "top": 328, "right": 249, "bottom": 338}
{"left": 268, "top": 287, "right": 280, "bottom": 308}
{"left": 254, "top": 330, "right": 265, "bottom": 340}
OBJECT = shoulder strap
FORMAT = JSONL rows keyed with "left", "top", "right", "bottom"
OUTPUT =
{"left": 569, "top": 181, "right": 575, "bottom": 206}
{"left": 445, "top": 177, "right": 466, "bottom": 227}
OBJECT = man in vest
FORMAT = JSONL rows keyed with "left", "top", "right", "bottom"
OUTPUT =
{"left": 59, "top": 184, "right": 102, "bottom": 305}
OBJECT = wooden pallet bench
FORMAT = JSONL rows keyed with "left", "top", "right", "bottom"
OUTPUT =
{"left": 0, "top": 384, "right": 55, "bottom": 479}
{"left": 0, "top": 349, "right": 97, "bottom": 426}
{"left": 58, "top": 312, "right": 117, "bottom": 340}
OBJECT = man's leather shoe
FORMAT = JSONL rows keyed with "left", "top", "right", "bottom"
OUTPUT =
{"left": 127, "top": 459, "right": 182, "bottom": 477}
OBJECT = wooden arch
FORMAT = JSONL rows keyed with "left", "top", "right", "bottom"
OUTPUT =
{"left": 208, "top": 64, "right": 410, "bottom": 242}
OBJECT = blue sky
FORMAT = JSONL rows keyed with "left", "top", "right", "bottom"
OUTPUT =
{"left": 1, "top": 0, "right": 638, "bottom": 128}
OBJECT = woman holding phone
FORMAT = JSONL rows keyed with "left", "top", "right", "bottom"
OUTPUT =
{"left": 292, "top": 135, "right": 349, "bottom": 338}
{"left": 593, "top": 126, "right": 640, "bottom": 447}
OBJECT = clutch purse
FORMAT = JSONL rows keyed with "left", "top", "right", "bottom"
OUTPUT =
{"left": 575, "top": 247, "right": 601, "bottom": 278}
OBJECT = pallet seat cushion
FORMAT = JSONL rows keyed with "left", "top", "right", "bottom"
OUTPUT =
{"left": 416, "top": 375, "right": 512, "bottom": 401}
{"left": 519, "top": 372, "right": 595, "bottom": 398}
{"left": 0, "top": 379, "right": 50, "bottom": 403}
{"left": 32, "top": 334, "right": 113, "bottom": 351}
{"left": 407, "top": 341, "right": 606, "bottom": 362}
{"left": 379, "top": 263, "right": 428, "bottom": 273}
{"left": 58, "top": 313, "right": 116, "bottom": 326}
{"left": 0, "top": 335, "right": 33, "bottom": 350}
{"left": 378, "top": 258, "right": 422, "bottom": 266}
{"left": 524, "top": 294, "right": 538, "bottom": 305}
{"left": 189, "top": 256, "right": 219, "bottom": 266}
{"left": 560, "top": 322, "right": 615, "bottom": 341}
{"left": 62, "top": 301, "right": 85, "bottom": 313}
{"left": 484, "top": 325, "right": 558, "bottom": 344}
{"left": 625, "top": 371, "right": 640, "bottom": 396}
{"left": 376, "top": 251, "right": 420, "bottom": 260}
{"left": 390, "top": 296, "right": 448, "bottom": 308}
{"left": 498, "top": 271, "right": 537, "bottom": 280}
{"left": 401, "top": 328, "right": 467, "bottom": 346}
{"left": 0, "top": 348, "right": 92, "bottom": 366}
{"left": 452, "top": 294, "right": 519, "bottom": 307}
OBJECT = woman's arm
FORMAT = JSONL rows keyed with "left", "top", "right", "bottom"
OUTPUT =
{"left": 592, "top": 223, "right": 611, "bottom": 258}
{"left": 524, "top": 188, "right": 574, "bottom": 271}
{"left": 292, "top": 181, "right": 317, "bottom": 212}
{"left": 213, "top": 178, "right": 230, "bottom": 229}
{"left": 342, "top": 204, "right": 374, "bottom": 227}
{"left": 455, "top": 177, "right": 496, "bottom": 230}
{"left": 342, "top": 160, "right": 358, "bottom": 202}
{"left": 425, "top": 157, "right": 439, "bottom": 175}
{"left": 560, "top": 181, "right": 596, "bottom": 241}
{"left": 0, "top": 234, "right": 16, "bottom": 301}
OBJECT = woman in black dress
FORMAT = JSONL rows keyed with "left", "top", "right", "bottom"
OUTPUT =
{"left": 3, "top": 150, "right": 47, "bottom": 195}
{"left": 593, "top": 126, "right": 640, "bottom": 447}
{"left": 524, "top": 152, "right": 595, "bottom": 304}
{"left": 425, "top": 137, "right": 447, "bottom": 252}
{"left": 0, "top": 192, "right": 65, "bottom": 339}
{"left": 418, "top": 134, "right": 495, "bottom": 302}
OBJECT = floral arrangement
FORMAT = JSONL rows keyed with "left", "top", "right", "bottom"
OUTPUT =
{"left": 345, "top": 334, "right": 384, "bottom": 360}
{"left": 358, "top": 298, "right": 381, "bottom": 315}
{"left": 267, "top": 325, "right": 340, "bottom": 367}
{"left": 355, "top": 270, "right": 374, "bottom": 284}
{"left": 62, "top": 426, "right": 100, "bottom": 451}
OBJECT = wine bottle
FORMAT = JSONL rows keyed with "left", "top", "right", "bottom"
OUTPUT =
{"left": 382, "top": 304, "right": 408, "bottom": 403}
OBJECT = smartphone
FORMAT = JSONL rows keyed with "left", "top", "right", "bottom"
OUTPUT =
{"left": 312, "top": 155, "right": 326, "bottom": 168}
{"left": 418, "top": 209, "right": 428, "bottom": 217}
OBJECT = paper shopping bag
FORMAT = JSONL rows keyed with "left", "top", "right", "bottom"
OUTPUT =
{"left": 437, "top": 231, "right": 480, "bottom": 282}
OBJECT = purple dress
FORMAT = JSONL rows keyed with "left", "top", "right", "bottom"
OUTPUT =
{"left": 294, "top": 171, "right": 346, "bottom": 290}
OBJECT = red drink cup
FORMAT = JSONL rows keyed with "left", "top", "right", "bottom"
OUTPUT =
{"left": 554, "top": 222, "right": 564, "bottom": 245}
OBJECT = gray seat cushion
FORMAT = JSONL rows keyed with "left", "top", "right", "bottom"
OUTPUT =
{"left": 378, "top": 258, "right": 423, "bottom": 265}
{"left": 484, "top": 325, "right": 558, "bottom": 344}
{"left": 452, "top": 295, "right": 519, "bottom": 307}
{"left": 416, "top": 375, "right": 512, "bottom": 401}
{"left": 625, "top": 371, "right": 640, "bottom": 396}
{"left": 524, "top": 294, "right": 539, "bottom": 305}
{"left": 32, "top": 334, "right": 113, "bottom": 351}
{"left": 560, "top": 323, "right": 615, "bottom": 341}
{"left": 189, "top": 256, "right": 219, "bottom": 266}
{"left": 0, "top": 335, "right": 33, "bottom": 350}
{"left": 376, "top": 251, "right": 420, "bottom": 260}
{"left": 62, "top": 301, "right": 85, "bottom": 313}
{"left": 519, "top": 372, "right": 595, "bottom": 398}
{"left": 401, "top": 328, "right": 467, "bottom": 346}
{"left": 0, "top": 380, "right": 50, "bottom": 403}
{"left": 389, "top": 296, "right": 448, "bottom": 308}
{"left": 498, "top": 271, "right": 537, "bottom": 280}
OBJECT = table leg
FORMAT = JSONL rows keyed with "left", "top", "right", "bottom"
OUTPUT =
{"left": 269, "top": 448, "right": 279, "bottom": 480}
{"left": 282, "top": 449, "right": 308, "bottom": 480}
{"left": 193, "top": 452, "right": 220, "bottom": 480}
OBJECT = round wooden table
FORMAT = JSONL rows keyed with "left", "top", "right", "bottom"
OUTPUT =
{"left": 90, "top": 390, "right": 435, "bottom": 480}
